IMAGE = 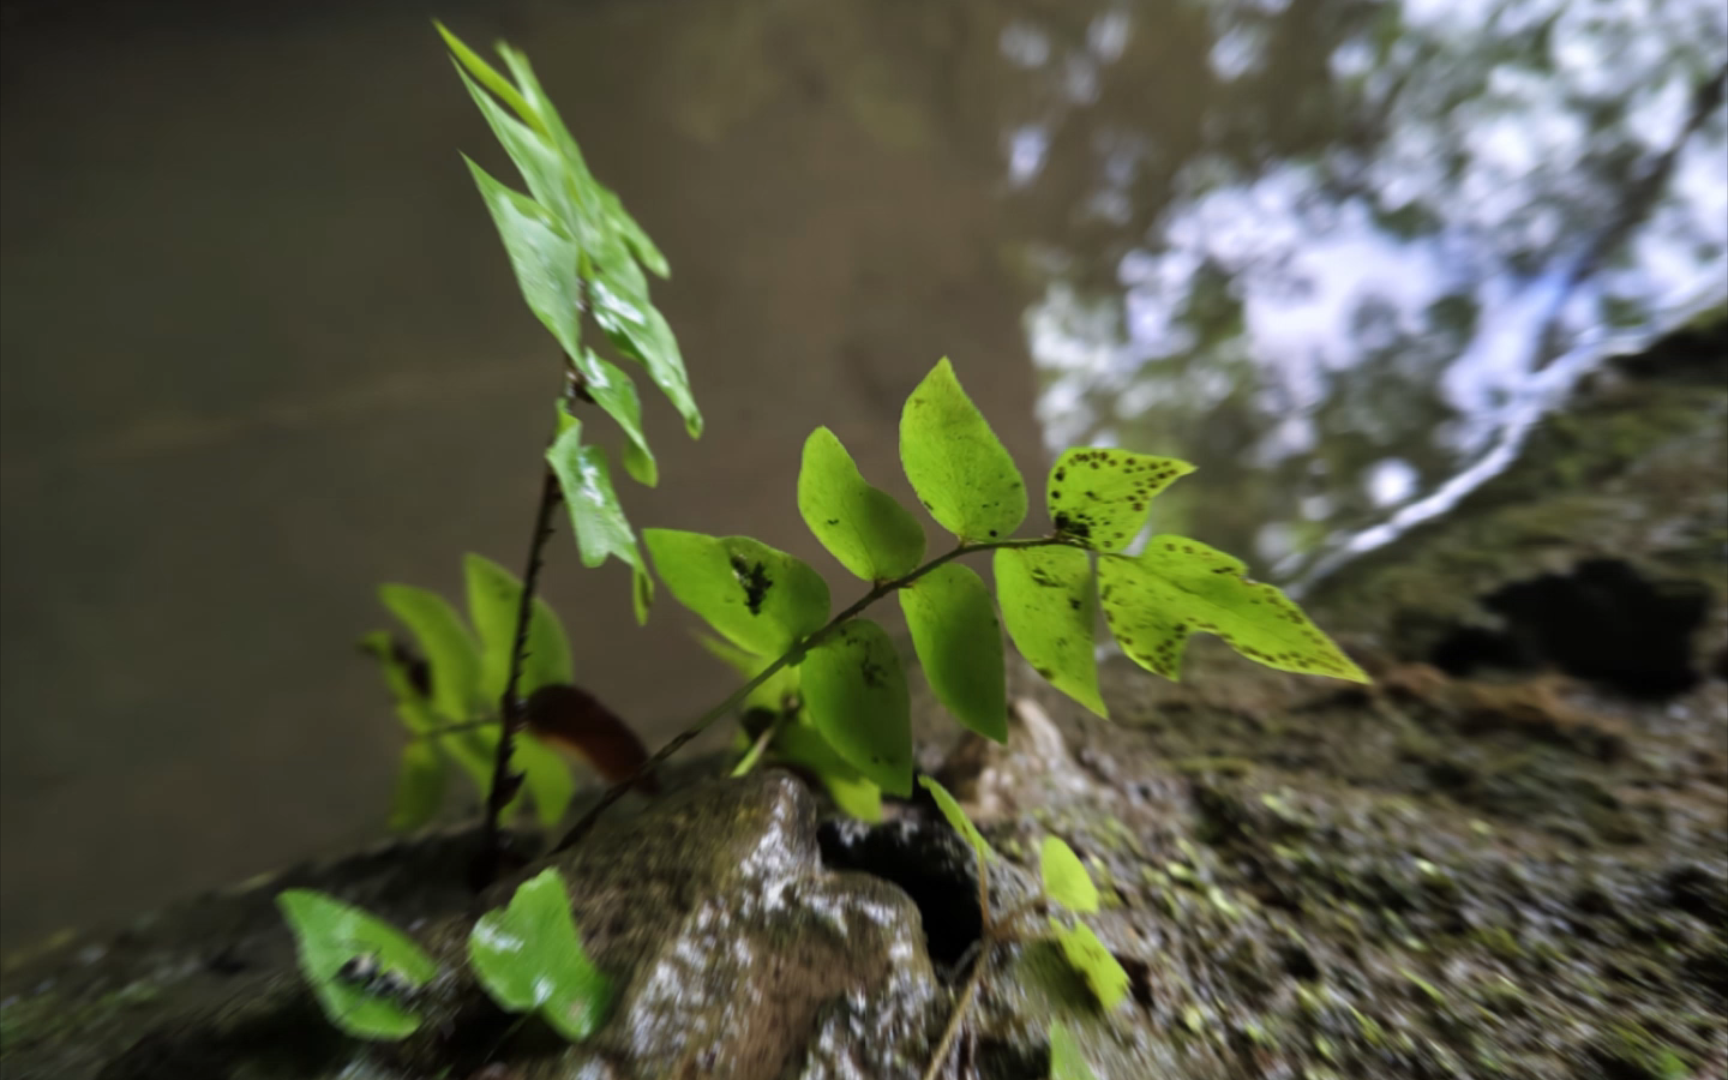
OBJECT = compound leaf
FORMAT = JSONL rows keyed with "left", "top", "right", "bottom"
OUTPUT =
{"left": 1097, "top": 538, "right": 1367, "bottom": 683}
{"left": 645, "top": 530, "right": 830, "bottom": 658}
{"left": 900, "top": 359, "right": 1027, "bottom": 543}
{"left": 899, "top": 564, "right": 1007, "bottom": 742}
{"left": 468, "top": 868, "right": 612, "bottom": 1041}
{"left": 1047, "top": 449, "right": 1194, "bottom": 552}
{"left": 387, "top": 742, "right": 446, "bottom": 833}
{"left": 547, "top": 409, "right": 652, "bottom": 623}
{"left": 798, "top": 426, "right": 925, "bottom": 581}
{"left": 801, "top": 619, "right": 911, "bottom": 797}
{"left": 464, "top": 554, "right": 575, "bottom": 702}
{"left": 992, "top": 546, "right": 1106, "bottom": 718}
{"left": 463, "top": 157, "right": 583, "bottom": 365}
{"left": 378, "top": 585, "right": 480, "bottom": 722}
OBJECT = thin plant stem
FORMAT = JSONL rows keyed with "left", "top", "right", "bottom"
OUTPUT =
{"left": 922, "top": 943, "right": 990, "bottom": 1080}
{"left": 554, "top": 535, "right": 1075, "bottom": 851}
{"left": 475, "top": 465, "right": 562, "bottom": 885}
{"left": 730, "top": 708, "right": 792, "bottom": 778}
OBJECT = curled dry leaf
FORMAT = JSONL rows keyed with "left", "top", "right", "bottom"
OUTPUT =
{"left": 524, "top": 683, "right": 658, "bottom": 794}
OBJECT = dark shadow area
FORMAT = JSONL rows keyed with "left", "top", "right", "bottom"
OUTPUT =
{"left": 816, "top": 817, "right": 982, "bottom": 972}
{"left": 1431, "top": 559, "right": 1710, "bottom": 698}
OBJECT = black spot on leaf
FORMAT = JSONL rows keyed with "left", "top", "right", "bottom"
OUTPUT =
{"left": 729, "top": 554, "right": 773, "bottom": 615}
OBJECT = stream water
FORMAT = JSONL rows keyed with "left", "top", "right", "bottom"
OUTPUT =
{"left": 1, "top": 0, "right": 1722, "bottom": 950}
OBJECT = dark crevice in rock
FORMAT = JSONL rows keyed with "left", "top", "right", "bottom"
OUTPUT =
{"left": 1430, "top": 558, "right": 1710, "bottom": 698}
{"left": 816, "top": 817, "right": 982, "bottom": 971}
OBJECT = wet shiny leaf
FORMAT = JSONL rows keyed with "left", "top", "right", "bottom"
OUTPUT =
{"left": 917, "top": 775, "right": 995, "bottom": 864}
{"left": 1039, "top": 837, "right": 1099, "bottom": 914}
{"left": 463, "top": 157, "right": 583, "bottom": 366}
{"left": 992, "top": 546, "right": 1107, "bottom": 718}
{"left": 899, "top": 359, "right": 1027, "bottom": 543}
{"left": 1046, "top": 449, "right": 1194, "bottom": 552}
{"left": 1097, "top": 538, "right": 1368, "bottom": 683}
{"left": 468, "top": 868, "right": 613, "bottom": 1041}
{"left": 802, "top": 619, "right": 912, "bottom": 796}
{"left": 798, "top": 426, "right": 926, "bottom": 581}
{"left": 645, "top": 529, "right": 830, "bottom": 658}
{"left": 463, "top": 554, "right": 575, "bottom": 702}
{"left": 378, "top": 584, "right": 480, "bottom": 722}
{"left": 1052, "top": 920, "right": 1129, "bottom": 1010}
{"left": 548, "top": 408, "right": 651, "bottom": 623}
{"left": 899, "top": 564, "right": 1007, "bottom": 742}
{"left": 278, "top": 890, "right": 438, "bottom": 1041}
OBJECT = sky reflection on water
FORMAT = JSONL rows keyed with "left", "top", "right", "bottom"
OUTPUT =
{"left": 1005, "top": 0, "right": 1727, "bottom": 582}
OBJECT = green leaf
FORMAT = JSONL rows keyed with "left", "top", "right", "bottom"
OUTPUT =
{"left": 378, "top": 585, "right": 481, "bottom": 722}
{"left": 772, "top": 716, "right": 883, "bottom": 822}
{"left": 1051, "top": 920, "right": 1130, "bottom": 1010}
{"left": 992, "top": 547, "right": 1107, "bottom": 718}
{"left": 594, "top": 184, "right": 669, "bottom": 279}
{"left": 1047, "top": 449, "right": 1195, "bottom": 552}
{"left": 899, "top": 359, "right": 1027, "bottom": 543}
{"left": 387, "top": 742, "right": 445, "bottom": 832}
{"left": 644, "top": 530, "right": 830, "bottom": 658}
{"left": 463, "top": 554, "right": 576, "bottom": 702}
{"left": 453, "top": 68, "right": 583, "bottom": 239}
{"left": 899, "top": 564, "right": 1007, "bottom": 742}
{"left": 797, "top": 427, "right": 926, "bottom": 581}
{"left": 1097, "top": 538, "right": 1368, "bottom": 683}
{"left": 468, "top": 868, "right": 613, "bottom": 1041}
{"left": 589, "top": 254, "right": 702, "bottom": 438}
{"left": 436, "top": 22, "right": 535, "bottom": 130}
{"left": 585, "top": 352, "right": 657, "bottom": 487}
{"left": 697, "top": 634, "right": 801, "bottom": 713}
{"left": 278, "top": 889, "right": 439, "bottom": 1041}
{"left": 359, "top": 631, "right": 428, "bottom": 707}
{"left": 463, "top": 157, "right": 584, "bottom": 365}
{"left": 917, "top": 775, "right": 995, "bottom": 864}
{"left": 1040, "top": 837, "right": 1099, "bottom": 914}
{"left": 547, "top": 409, "right": 651, "bottom": 625}
{"left": 801, "top": 619, "right": 912, "bottom": 797}
{"left": 1048, "top": 1022, "right": 1101, "bottom": 1080}
{"left": 517, "top": 732, "right": 577, "bottom": 826}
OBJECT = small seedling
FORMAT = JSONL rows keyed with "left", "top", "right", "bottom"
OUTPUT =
{"left": 915, "top": 778, "right": 1127, "bottom": 1080}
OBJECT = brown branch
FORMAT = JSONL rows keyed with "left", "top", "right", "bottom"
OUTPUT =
{"left": 472, "top": 465, "right": 563, "bottom": 888}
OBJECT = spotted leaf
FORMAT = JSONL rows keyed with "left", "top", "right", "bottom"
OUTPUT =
{"left": 899, "top": 564, "right": 1007, "bottom": 743}
{"left": 1097, "top": 537, "right": 1367, "bottom": 682}
{"left": 992, "top": 546, "right": 1107, "bottom": 718}
{"left": 645, "top": 530, "right": 830, "bottom": 658}
{"left": 1047, "top": 449, "right": 1194, "bottom": 552}
{"left": 801, "top": 619, "right": 912, "bottom": 797}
